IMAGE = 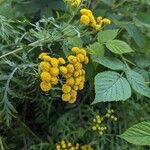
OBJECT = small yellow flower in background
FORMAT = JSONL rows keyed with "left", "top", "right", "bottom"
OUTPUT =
{"left": 105, "top": 109, "right": 118, "bottom": 121}
{"left": 102, "top": 18, "right": 111, "bottom": 25}
{"left": 91, "top": 115, "right": 107, "bottom": 135}
{"left": 80, "top": 8, "right": 112, "bottom": 30}
{"left": 80, "top": 15, "right": 90, "bottom": 25}
{"left": 66, "top": 0, "right": 82, "bottom": 7}
{"left": 55, "top": 139, "right": 93, "bottom": 150}
{"left": 80, "top": 8, "right": 92, "bottom": 15}
{"left": 39, "top": 61, "right": 51, "bottom": 72}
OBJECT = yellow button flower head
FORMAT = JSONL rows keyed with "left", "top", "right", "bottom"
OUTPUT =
{"left": 71, "top": 47, "right": 81, "bottom": 54}
{"left": 40, "top": 82, "right": 52, "bottom": 92}
{"left": 42, "top": 55, "right": 51, "bottom": 62}
{"left": 62, "top": 93, "right": 71, "bottom": 101}
{"left": 39, "top": 61, "right": 51, "bottom": 72}
{"left": 38, "top": 52, "right": 47, "bottom": 60}
{"left": 50, "top": 76, "right": 58, "bottom": 85}
{"left": 58, "top": 57, "right": 66, "bottom": 65}
{"left": 70, "top": 90, "right": 77, "bottom": 98}
{"left": 80, "top": 15, "right": 90, "bottom": 25}
{"left": 60, "top": 66, "right": 68, "bottom": 74}
{"left": 74, "top": 62, "right": 82, "bottom": 70}
{"left": 66, "top": 0, "right": 81, "bottom": 6}
{"left": 50, "top": 67, "right": 59, "bottom": 76}
{"left": 62, "top": 84, "right": 71, "bottom": 93}
{"left": 77, "top": 53, "right": 85, "bottom": 62}
{"left": 66, "top": 64, "right": 75, "bottom": 73}
{"left": 68, "top": 55, "right": 78, "bottom": 64}
{"left": 80, "top": 8, "right": 92, "bottom": 15}
{"left": 40, "top": 72, "right": 51, "bottom": 82}
{"left": 66, "top": 77, "right": 75, "bottom": 86}
{"left": 102, "top": 18, "right": 111, "bottom": 25}
{"left": 68, "top": 97, "right": 76, "bottom": 104}
{"left": 50, "top": 58, "right": 59, "bottom": 67}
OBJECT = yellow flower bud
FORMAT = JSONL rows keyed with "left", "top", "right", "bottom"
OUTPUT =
{"left": 39, "top": 61, "right": 51, "bottom": 72}
{"left": 66, "top": 64, "right": 75, "bottom": 73}
{"left": 73, "top": 85, "right": 78, "bottom": 91}
{"left": 74, "top": 71, "right": 80, "bottom": 77}
{"left": 75, "top": 78, "right": 81, "bottom": 86}
{"left": 50, "top": 67, "right": 59, "bottom": 76}
{"left": 66, "top": 77, "right": 75, "bottom": 86}
{"left": 102, "top": 18, "right": 111, "bottom": 25}
{"left": 78, "top": 83, "right": 84, "bottom": 90}
{"left": 68, "top": 55, "right": 78, "bottom": 63}
{"left": 40, "top": 82, "right": 51, "bottom": 92}
{"left": 71, "top": 47, "right": 80, "bottom": 53}
{"left": 62, "top": 93, "right": 71, "bottom": 101}
{"left": 62, "top": 84, "right": 71, "bottom": 93}
{"left": 84, "top": 56, "right": 89, "bottom": 64}
{"left": 77, "top": 54, "right": 85, "bottom": 62}
{"left": 40, "top": 72, "right": 51, "bottom": 82}
{"left": 93, "top": 24, "right": 101, "bottom": 30}
{"left": 92, "top": 126, "right": 97, "bottom": 131}
{"left": 60, "top": 66, "right": 68, "bottom": 74}
{"left": 51, "top": 76, "right": 58, "bottom": 85}
{"left": 68, "top": 97, "right": 76, "bottom": 104}
{"left": 58, "top": 57, "right": 66, "bottom": 65}
{"left": 80, "top": 15, "right": 90, "bottom": 25}
{"left": 74, "top": 62, "right": 82, "bottom": 70}
{"left": 80, "top": 9, "right": 92, "bottom": 15}
{"left": 50, "top": 58, "right": 59, "bottom": 67}
{"left": 97, "top": 16, "right": 103, "bottom": 22}
{"left": 70, "top": 90, "right": 77, "bottom": 98}
{"left": 38, "top": 53, "right": 47, "bottom": 60}
{"left": 42, "top": 55, "right": 51, "bottom": 62}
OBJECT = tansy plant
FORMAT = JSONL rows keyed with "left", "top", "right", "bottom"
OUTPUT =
{"left": 0, "top": 0, "right": 150, "bottom": 150}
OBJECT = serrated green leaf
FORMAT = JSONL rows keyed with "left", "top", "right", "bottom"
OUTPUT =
{"left": 119, "top": 121, "right": 150, "bottom": 145}
{"left": 126, "top": 69, "right": 150, "bottom": 98}
{"left": 93, "top": 71, "right": 131, "bottom": 104}
{"left": 97, "top": 29, "right": 119, "bottom": 43}
{"left": 123, "top": 22, "right": 145, "bottom": 48}
{"left": 106, "top": 40, "right": 134, "bottom": 54}
{"left": 94, "top": 57, "right": 125, "bottom": 70}
{"left": 87, "top": 42, "right": 104, "bottom": 60}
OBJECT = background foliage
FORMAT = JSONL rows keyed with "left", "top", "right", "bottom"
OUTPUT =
{"left": 0, "top": 0, "right": 150, "bottom": 149}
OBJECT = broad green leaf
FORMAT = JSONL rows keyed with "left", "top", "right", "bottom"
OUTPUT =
{"left": 123, "top": 22, "right": 145, "bottom": 47}
{"left": 87, "top": 42, "right": 104, "bottom": 60}
{"left": 97, "top": 29, "right": 119, "bottom": 43}
{"left": 106, "top": 40, "right": 134, "bottom": 54}
{"left": 94, "top": 57, "right": 125, "bottom": 70}
{"left": 119, "top": 121, "right": 150, "bottom": 145}
{"left": 93, "top": 71, "right": 131, "bottom": 104}
{"left": 126, "top": 69, "right": 150, "bottom": 98}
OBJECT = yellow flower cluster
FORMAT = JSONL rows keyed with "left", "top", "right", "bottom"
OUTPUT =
{"left": 39, "top": 53, "right": 65, "bottom": 92}
{"left": 56, "top": 140, "right": 93, "bottom": 150}
{"left": 66, "top": 0, "right": 81, "bottom": 6}
{"left": 38, "top": 48, "right": 89, "bottom": 103}
{"left": 56, "top": 140, "right": 79, "bottom": 150}
{"left": 91, "top": 115, "right": 107, "bottom": 135}
{"left": 61, "top": 47, "right": 89, "bottom": 103}
{"left": 105, "top": 109, "right": 117, "bottom": 121}
{"left": 81, "top": 144, "right": 93, "bottom": 150}
{"left": 80, "top": 8, "right": 111, "bottom": 30}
